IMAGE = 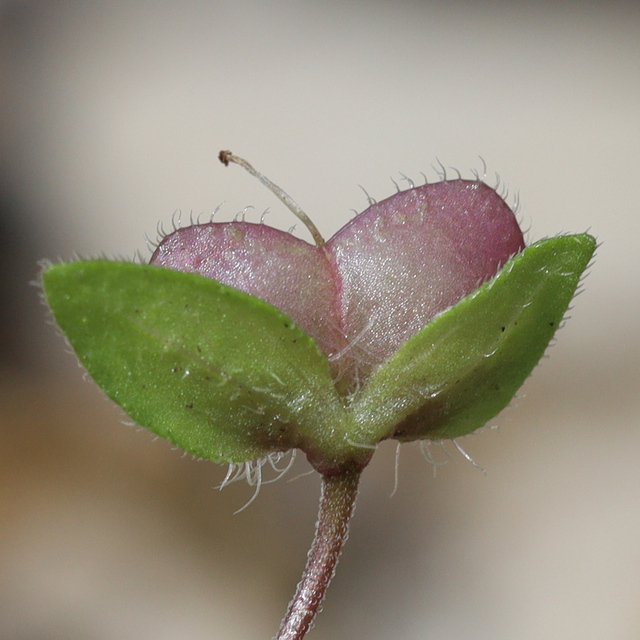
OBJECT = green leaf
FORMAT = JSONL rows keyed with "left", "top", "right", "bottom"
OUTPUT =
{"left": 350, "top": 234, "right": 596, "bottom": 444}
{"left": 42, "top": 261, "right": 347, "bottom": 464}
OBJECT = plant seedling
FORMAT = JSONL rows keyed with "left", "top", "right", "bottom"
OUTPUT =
{"left": 42, "top": 151, "right": 596, "bottom": 640}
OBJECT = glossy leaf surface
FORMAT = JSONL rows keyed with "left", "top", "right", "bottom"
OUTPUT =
{"left": 152, "top": 180, "right": 525, "bottom": 394}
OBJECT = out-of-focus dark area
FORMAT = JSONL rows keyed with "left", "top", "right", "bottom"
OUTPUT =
{"left": 1, "top": 1, "right": 639, "bottom": 639}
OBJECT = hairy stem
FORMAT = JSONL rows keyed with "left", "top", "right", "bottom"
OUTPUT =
{"left": 275, "top": 468, "right": 361, "bottom": 640}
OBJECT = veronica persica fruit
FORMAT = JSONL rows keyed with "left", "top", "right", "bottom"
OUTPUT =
{"left": 42, "top": 151, "right": 595, "bottom": 640}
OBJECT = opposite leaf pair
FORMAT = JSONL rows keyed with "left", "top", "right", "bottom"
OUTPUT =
{"left": 43, "top": 154, "right": 594, "bottom": 475}
{"left": 42, "top": 152, "right": 595, "bottom": 640}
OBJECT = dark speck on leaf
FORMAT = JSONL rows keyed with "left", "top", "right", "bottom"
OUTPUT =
{"left": 186, "top": 403, "right": 194, "bottom": 409}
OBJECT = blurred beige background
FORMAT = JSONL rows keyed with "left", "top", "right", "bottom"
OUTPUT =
{"left": 1, "top": 1, "right": 639, "bottom": 639}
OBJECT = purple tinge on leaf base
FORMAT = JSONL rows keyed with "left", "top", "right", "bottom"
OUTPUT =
{"left": 151, "top": 180, "right": 525, "bottom": 396}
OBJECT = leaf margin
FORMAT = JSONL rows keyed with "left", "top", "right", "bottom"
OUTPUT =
{"left": 42, "top": 260, "right": 351, "bottom": 464}
{"left": 349, "top": 233, "right": 597, "bottom": 444}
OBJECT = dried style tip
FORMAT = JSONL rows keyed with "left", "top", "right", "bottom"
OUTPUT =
{"left": 218, "top": 150, "right": 325, "bottom": 247}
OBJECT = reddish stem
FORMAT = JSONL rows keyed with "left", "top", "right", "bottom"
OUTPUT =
{"left": 275, "top": 468, "right": 361, "bottom": 640}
